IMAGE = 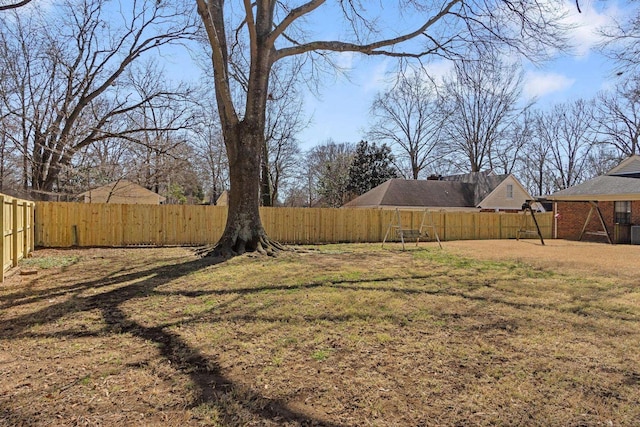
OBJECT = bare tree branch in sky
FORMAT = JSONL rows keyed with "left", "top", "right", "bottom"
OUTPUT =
{"left": 0, "top": 0, "right": 33, "bottom": 11}
{"left": 440, "top": 52, "right": 525, "bottom": 173}
{"left": 367, "top": 71, "right": 445, "bottom": 180}
{"left": 595, "top": 77, "right": 640, "bottom": 157}
{"left": 536, "top": 99, "right": 597, "bottom": 191}
{"left": 600, "top": 5, "right": 640, "bottom": 73}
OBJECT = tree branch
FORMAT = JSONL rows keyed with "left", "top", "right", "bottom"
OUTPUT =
{"left": 243, "top": 0, "right": 258, "bottom": 58}
{"left": 268, "top": 0, "right": 325, "bottom": 45}
{"left": 196, "top": 0, "right": 239, "bottom": 127}
{"left": 0, "top": 0, "right": 32, "bottom": 11}
{"left": 274, "top": 0, "right": 461, "bottom": 60}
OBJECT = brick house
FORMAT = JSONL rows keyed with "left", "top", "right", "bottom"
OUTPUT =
{"left": 546, "top": 156, "right": 640, "bottom": 244}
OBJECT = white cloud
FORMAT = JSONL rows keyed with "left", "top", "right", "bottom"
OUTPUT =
{"left": 561, "top": 0, "right": 620, "bottom": 57}
{"left": 523, "top": 71, "right": 575, "bottom": 99}
{"left": 424, "top": 60, "right": 454, "bottom": 83}
{"left": 334, "top": 52, "right": 355, "bottom": 71}
{"left": 361, "top": 58, "right": 391, "bottom": 93}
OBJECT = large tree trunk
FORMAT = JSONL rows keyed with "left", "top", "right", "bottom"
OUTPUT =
{"left": 210, "top": 122, "right": 283, "bottom": 258}
{"left": 196, "top": 0, "right": 281, "bottom": 257}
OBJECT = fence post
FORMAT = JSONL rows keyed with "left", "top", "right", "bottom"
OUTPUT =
{"left": 442, "top": 212, "right": 447, "bottom": 241}
{"left": 23, "top": 201, "right": 29, "bottom": 258}
{"left": 12, "top": 199, "right": 18, "bottom": 267}
{"left": 30, "top": 203, "right": 35, "bottom": 254}
{"left": 0, "top": 196, "right": 4, "bottom": 282}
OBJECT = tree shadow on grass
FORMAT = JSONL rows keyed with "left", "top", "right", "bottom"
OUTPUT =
{"left": 4, "top": 250, "right": 634, "bottom": 426}
{"left": 0, "top": 254, "right": 342, "bottom": 427}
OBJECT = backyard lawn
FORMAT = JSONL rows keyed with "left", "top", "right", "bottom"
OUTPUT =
{"left": 1, "top": 240, "right": 639, "bottom": 426}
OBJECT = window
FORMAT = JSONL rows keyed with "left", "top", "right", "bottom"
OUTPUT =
{"left": 614, "top": 201, "right": 632, "bottom": 224}
{"left": 506, "top": 184, "right": 513, "bottom": 199}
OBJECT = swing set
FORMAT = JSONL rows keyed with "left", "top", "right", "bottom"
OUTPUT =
{"left": 382, "top": 209, "right": 442, "bottom": 250}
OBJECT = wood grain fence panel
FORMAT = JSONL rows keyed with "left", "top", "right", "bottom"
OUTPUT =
{"left": 2, "top": 197, "right": 12, "bottom": 273}
{"left": 0, "top": 194, "right": 35, "bottom": 281}
{"left": 123, "top": 205, "right": 144, "bottom": 245}
{"left": 477, "top": 213, "right": 501, "bottom": 240}
{"left": 310, "top": 208, "right": 323, "bottom": 243}
{"left": 500, "top": 213, "right": 520, "bottom": 239}
{"left": 34, "top": 202, "right": 554, "bottom": 247}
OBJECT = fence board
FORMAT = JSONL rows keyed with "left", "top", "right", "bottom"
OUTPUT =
{"left": 0, "top": 194, "right": 35, "bottom": 281}
{"left": 34, "top": 202, "right": 554, "bottom": 248}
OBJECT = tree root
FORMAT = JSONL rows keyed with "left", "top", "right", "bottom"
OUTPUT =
{"left": 197, "top": 234, "right": 287, "bottom": 260}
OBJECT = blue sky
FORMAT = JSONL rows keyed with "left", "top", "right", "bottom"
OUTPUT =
{"left": 158, "top": 0, "right": 629, "bottom": 151}
{"left": 294, "top": 0, "right": 627, "bottom": 150}
{"left": 15, "top": 0, "right": 627, "bottom": 151}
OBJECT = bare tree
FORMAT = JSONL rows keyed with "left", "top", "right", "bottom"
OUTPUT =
{"left": 263, "top": 133, "right": 302, "bottom": 206}
{"left": 289, "top": 140, "right": 355, "bottom": 208}
{"left": 70, "top": 137, "right": 129, "bottom": 189}
{"left": 311, "top": 141, "right": 355, "bottom": 208}
{"left": 585, "top": 145, "right": 621, "bottom": 178}
{"left": 261, "top": 62, "right": 308, "bottom": 206}
{"left": 193, "top": 24, "right": 308, "bottom": 207}
{"left": 287, "top": 156, "right": 320, "bottom": 208}
{"left": 0, "top": 0, "right": 197, "bottom": 200}
{"left": 519, "top": 109, "right": 554, "bottom": 197}
{"left": 117, "top": 63, "right": 197, "bottom": 197}
{"left": 195, "top": 0, "right": 568, "bottom": 256}
{"left": 367, "top": 71, "right": 444, "bottom": 179}
{"left": 492, "top": 108, "right": 534, "bottom": 176}
{"left": 440, "top": 53, "right": 526, "bottom": 172}
{"left": 193, "top": 115, "right": 229, "bottom": 205}
{"left": 55, "top": 80, "right": 202, "bottom": 202}
{"left": 600, "top": 5, "right": 640, "bottom": 73}
{"left": 0, "top": 122, "right": 22, "bottom": 193}
{"left": 595, "top": 76, "right": 640, "bottom": 157}
{"left": 535, "top": 99, "right": 597, "bottom": 191}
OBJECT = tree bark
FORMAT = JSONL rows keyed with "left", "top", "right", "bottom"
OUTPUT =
{"left": 260, "top": 140, "right": 273, "bottom": 206}
{"left": 210, "top": 121, "right": 283, "bottom": 258}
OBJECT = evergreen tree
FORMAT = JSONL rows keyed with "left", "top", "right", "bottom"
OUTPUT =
{"left": 346, "top": 141, "right": 398, "bottom": 197}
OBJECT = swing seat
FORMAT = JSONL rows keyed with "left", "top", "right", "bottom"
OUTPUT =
{"left": 382, "top": 208, "right": 442, "bottom": 249}
{"left": 396, "top": 229, "right": 426, "bottom": 241}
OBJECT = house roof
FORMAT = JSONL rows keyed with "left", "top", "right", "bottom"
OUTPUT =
{"left": 343, "top": 171, "right": 509, "bottom": 208}
{"left": 606, "top": 155, "right": 640, "bottom": 177}
{"left": 547, "top": 155, "right": 640, "bottom": 202}
{"left": 439, "top": 171, "right": 509, "bottom": 205}
{"left": 546, "top": 176, "right": 640, "bottom": 201}
{"left": 78, "top": 180, "right": 166, "bottom": 203}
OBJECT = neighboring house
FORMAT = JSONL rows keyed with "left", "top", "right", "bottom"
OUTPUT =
{"left": 546, "top": 155, "right": 640, "bottom": 244}
{"left": 343, "top": 171, "right": 535, "bottom": 212}
{"left": 78, "top": 180, "right": 166, "bottom": 205}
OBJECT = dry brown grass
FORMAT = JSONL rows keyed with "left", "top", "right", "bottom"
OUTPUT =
{"left": 1, "top": 240, "right": 639, "bottom": 426}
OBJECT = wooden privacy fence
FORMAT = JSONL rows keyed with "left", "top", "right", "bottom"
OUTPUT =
{"left": 35, "top": 202, "right": 553, "bottom": 248}
{"left": 1, "top": 194, "right": 35, "bottom": 281}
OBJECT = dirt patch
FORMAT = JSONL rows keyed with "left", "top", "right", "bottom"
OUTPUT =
{"left": 440, "top": 239, "right": 640, "bottom": 280}
{"left": 1, "top": 241, "right": 639, "bottom": 426}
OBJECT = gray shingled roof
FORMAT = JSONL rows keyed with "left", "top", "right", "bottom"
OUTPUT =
{"left": 439, "top": 171, "right": 508, "bottom": 205}
{"left": 546, "top": 176, "right": 640, "bottom": 201}
{"left": 606, "top": 155, "right": 640, "bottom": 177}
{"left": 343, "top": 172, "right": 507, "bottom": 208}
{"left": 547, "top": 155, "right": 640, "bottom": 201}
